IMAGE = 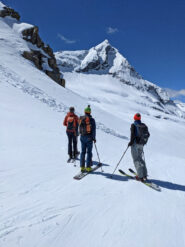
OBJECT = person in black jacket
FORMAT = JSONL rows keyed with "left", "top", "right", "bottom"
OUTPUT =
{"left": 128, "top": 113, "right": 150, "bottom": 181}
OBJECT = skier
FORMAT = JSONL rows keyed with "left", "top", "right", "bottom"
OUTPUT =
{"left": 79, "top": 105, "right": 96, "bottom": 172}
{"left": 63, "top": 107, "right": 79, "bottom": 161}
{"left": 128, "top": 113, "right": 150, "bottom": 181}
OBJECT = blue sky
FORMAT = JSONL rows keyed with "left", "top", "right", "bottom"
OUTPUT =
{"left": 3, "top": 0, "right": 185, "bottom": 91}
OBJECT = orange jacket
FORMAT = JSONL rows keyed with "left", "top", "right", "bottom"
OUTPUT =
{"left": 63, "top": 112, "right": 79, "bottom": 133}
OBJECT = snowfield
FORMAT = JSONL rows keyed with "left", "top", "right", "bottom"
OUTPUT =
{"left": 1, "top": 12, "right": 185, "bottom": 247}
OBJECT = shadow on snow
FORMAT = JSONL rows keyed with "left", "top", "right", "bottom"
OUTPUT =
{"left": 93, "top": 165, "right": 185, "bottom": 192}
{"left": 79, "top": 161, "right": 185, "bottom": 192}
{"left": 149, "top": 179, "right": 185, "bottom": 192}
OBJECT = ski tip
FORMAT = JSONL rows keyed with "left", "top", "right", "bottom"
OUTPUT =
{"left": 128, "top": 168, "right": 134, "bottom": 173}
{"left": 118, "top": 169, "right": 125, "bottom": 174}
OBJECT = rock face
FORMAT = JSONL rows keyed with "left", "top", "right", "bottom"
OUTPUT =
{"left": 21, "top": 26, "right": 65, "bottom": 87}
{"left": 0, "top": 3, "right": 65, "bottom": 88}
{"left": 0, "top": 5, "right": 20, "bottom": 20}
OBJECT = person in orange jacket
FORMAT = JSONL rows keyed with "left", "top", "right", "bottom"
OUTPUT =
{"left": 63, "top": 107, "right": 79, "bottom": 161}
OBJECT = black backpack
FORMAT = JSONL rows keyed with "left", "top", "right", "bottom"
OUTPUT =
{"left": 135, "top": 123, "right": 150, "bottom": 145}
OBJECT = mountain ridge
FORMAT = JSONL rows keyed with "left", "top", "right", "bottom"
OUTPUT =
{"left": 55, "top": 40, "right": 185, "bottom": 118}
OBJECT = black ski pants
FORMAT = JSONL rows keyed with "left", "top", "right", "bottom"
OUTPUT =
{"left": 67, "top": 132, "right": 77, "bottom": 157}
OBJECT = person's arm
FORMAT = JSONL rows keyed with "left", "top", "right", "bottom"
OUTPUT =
{"left": 128, "top": 124, "right": 135, "bottom": 146}
{"left": 75, "top": 115, "right": 79, "bottom": 135}
{"left": 92, "top": 118, "right": 96, "bottom": 141}
{"left": 63, "top": 116, "right": 67, "bottom": 126}
{"left": 75, "top": 115, "right": 79, "bottom": 128}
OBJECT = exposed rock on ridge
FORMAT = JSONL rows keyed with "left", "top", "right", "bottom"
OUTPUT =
{"left": 0, "top": 5, "right": 20, "bottom": 20}
{"left": 0, "top": 2, "right": 65, "bottom": 87}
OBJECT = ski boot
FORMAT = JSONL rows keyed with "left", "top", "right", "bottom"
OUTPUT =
{"left": 135, "top": 176, "right": 144, "bottom": 182}
{"left": 86, "top": 167, "right": 92, "bottom": 172}
{"left": 81, "top": 167, "right": 86, "bottom": 173}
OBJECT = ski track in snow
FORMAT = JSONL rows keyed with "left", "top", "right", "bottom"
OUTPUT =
{"left": 0, "top": 64, "right": 128, "bottom": 141}
{"left": 0, "top": 203, "right": 80, "bottom": 240}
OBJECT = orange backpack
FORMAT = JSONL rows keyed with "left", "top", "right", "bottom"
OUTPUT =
{"left": 67, "top": 116, "right": 76, "bottom": 132}
{"left": 79, "top": 116, "right": 92, "bottom": 135}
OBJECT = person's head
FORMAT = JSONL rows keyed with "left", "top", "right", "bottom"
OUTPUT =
{"left": 69, "top": 106, "right": 75, "bottom": 113}
{"left": 134, "top": 113, "right": 141, "bottom": 121}
{"left": 84, "top": 105, "right": 91, "bottom": 114}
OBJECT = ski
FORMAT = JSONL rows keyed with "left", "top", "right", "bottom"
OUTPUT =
{"left": 119, "top": 169, "right": 135, "bottom": 179}
{"left": 128, "top": 168, "right": 160, "bottom": 190}
{"left": 128, "top": 168, "right": 160, "bottom": 191}
{"left": 119, "top": 169, "right": 161, "bottom": 191}
{"left": 73, "top": 164, "right": 102, "bottom": 180}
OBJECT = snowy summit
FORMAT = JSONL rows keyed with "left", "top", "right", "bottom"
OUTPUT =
{"left": 55, "top": 40, "right": 185, "bottom": 119}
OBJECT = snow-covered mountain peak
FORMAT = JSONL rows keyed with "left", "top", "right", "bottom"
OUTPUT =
{"left": 55, "top": 40, "right": 185, "bottom": 119}
{"left": 76, "top": 39, "right": 122, "bottom": 73}
{"left": 95, "top": 39, "right": 109, "bottom": 48}
{"left": 55, "top": 39, "right": 122, "bottom": 74}
{"left": 55, "top": 39, "right": 137, "bottom": 82}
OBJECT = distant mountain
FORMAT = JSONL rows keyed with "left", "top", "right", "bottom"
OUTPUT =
{"left": 55, "top": 40, "right": 185, "bottom": 118}
{"left": 165, "top": 88, "right": 185, "bottom": 102}
{"left": 55, "top": 40, "right": 171, "bottom": 103}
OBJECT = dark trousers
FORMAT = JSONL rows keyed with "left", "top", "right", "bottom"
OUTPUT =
{"left": 67, "top": 132, "right": 77, "bottom": 157}
{"left": 80, "top": 136, "right": 93, "bottom": 168}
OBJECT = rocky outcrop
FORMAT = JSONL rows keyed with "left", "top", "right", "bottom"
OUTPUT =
{"left": 21, "top": 25, "right": 65, "bottom": 87}
{"left": 22, "top": 26, "right": 44, "bottom": 48}
{"left": 0, "top": 6, "right": 20, "bottom": 20}
{"left": 0, "top": 3, "right": 65, "bottom": 87}
{"left": 22, "top": 50, "right": 43, "bottom": 70}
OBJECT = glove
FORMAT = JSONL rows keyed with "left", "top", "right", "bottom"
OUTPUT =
{"left": 93, "top": 139, "right": 96, "bottom": 143}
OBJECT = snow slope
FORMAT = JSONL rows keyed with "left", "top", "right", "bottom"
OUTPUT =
{"left": 1, "top": 10, "right": 185, "bottom": 247}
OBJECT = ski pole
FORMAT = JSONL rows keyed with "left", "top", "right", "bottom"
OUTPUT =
{"left": 94, "top": 143, "right": 104, "bottom": 172}
{"left": 110, "top": 146, "right": 129, "bottom": 178}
